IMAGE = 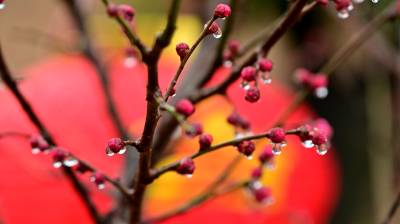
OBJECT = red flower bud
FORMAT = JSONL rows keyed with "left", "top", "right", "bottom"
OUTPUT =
{"left": 176, "top": 158, "right": 196, "bottom": 175}
{"left": 206, "top": 22, "right": 221, "bottom": 35}
{"left": 245, "top": 87, "right": 260, "bottom": 103}
{"left": 259, "top": 146, "right": 274, "bottom": 163}
{"left": 228, "top": 40, "right": 240, "bottom": 56}
{"left": 214, "top": 3, "right": 231, "bottom": 18}
{"left": 258, "top": 58, "right": 273, "bottom": 72}
{"left": 51, "top": 148, "right": 66, "bottom": 163}
{"left": 107, "top": 138, "right": 126, "bottom": 153}
{"left": 240, "top": 66, "right": 257, "bottom": 82}
{"left": 316, "top": 0, "right": 329, "bottom": 6}
{"left": 118, "top": 4, "right": 135, "bottom": 22}
{"left": 176, "top": 42, "right": 190, "bottom": 60}
{"left": 268, "top": 127, "right": 286, "bottom": 143}
{"left": 252, "top": 186, "right": 272, "bottom": 204}
{"left": 185, "top": 123, "right": 203, "bottom": 137}
{"left": 106, "top": 3, "right": 119, "bottom": 17}
{"left": 175, "top": 99, "right": 195, "bottom": 117}
{"left": 237, "top": 140, "right": 256, "bottom": 157}
{"left": 311, "top": 130, "right": 328, "bottom": 146}
{"left": 334, "top": 0, "right": 351, "bottom": 11}
{"left": 91, "top": 173, "right": 106, "bottom": 189}
{"left": 199, "top": 134, "right": 213, "bottom": 149}
{"left": 30, "top": 135, "right": 50, "bottom": 152}
{"left": 251, "top": 167, "right": 263, "bottom": 180}
{"left": 75, "top": 162, "right": 90, "bottom": 174}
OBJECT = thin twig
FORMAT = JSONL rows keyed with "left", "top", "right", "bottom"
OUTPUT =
{"left": 382, "top": 190, "right": 400, "bottom": 224}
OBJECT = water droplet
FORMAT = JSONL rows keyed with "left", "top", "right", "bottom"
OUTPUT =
{"left": 261, "top": 72, "right": 272, "bottom": 85}
{"left": 353, "top": 0, "right": 364, "bottom": 3}
{"left": 118, "top": 147, "right": 127, "bottom": 154}
{"left": 265, "top": 161, "right": 275, "bottom": 170}
{"left": 223, "top": 60, "right": 233, "bottom": 68}
{"left": 302, "top": 140, "right": 314, "bottom": 149}
{"left": 347, "top": 3, "right": 354, "bottom": 11}
{"left": 0, "top": 3, "right": 5, "bottom": 10}
{"left": 106, "top": 147, "right": 115, "bottom": 157}
{"left": 371, "top": 0, "right": 379, "bottom": 3}
{"left": 31, "top": 147, "right": 40, "bottom": 155}
{"left": 262, "top": 197, "right": 275, "bottom": 206}
{"left": 246, "top": 155, "right": 253, "bottom": 160}
{"left": 316, "top": 144, "right": 328, "bottom": 155}
{"left": 315, "top": 87, "right": 328, "bottom": 98}
{"left": 185, "top": 174, "right": 193, "bottom": 179}
{"left": 53, "top": 161, "right": 63, "bottom": 168}
{"left": 213, "top": 28, "right": 222, "bottom": 39}
{"left": 124, "top": 57, "right": 137, "bottom": 68}
{"left": 63, "top": 157, "right": 78, "bottom": 167}
{"left": 251, "top": 181, "right": 263, "bottom": 190}
{"left": 271, "top": 144, "right": 282, "bottom": 155}
{"left": 337, "top": 10, "right": 349, "bottom": 19}
{"left": 90, "top": 176, "right": 96, "bottom": 182}
{"left": 97, "top": 183, "right": 105, "bottom": 190}
{"left": 240, "top": 81, "right": 250, "bottom": 90}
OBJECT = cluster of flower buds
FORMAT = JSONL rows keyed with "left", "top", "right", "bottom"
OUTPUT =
{"left": 240, "top": 59, "right": 274, "bottom": 103}
{"left": 223, "top": 40, "right": 240, "bottom": 67}
{"left": 316, "top": 0, "right": 379, "bottom": 19}
{"left": 203, "top": 4, "right": 232, "bottom": 39}
{"left": 295, "top": 68, "right": 328, "bottom": 99}
{"left": 124, "top": 47, "right": 138, "bottom": 68}
{"left": 107, "top": 3, "right": 135, "bottom": 22}
{"left": 0, "top": 0, "right": 5, "bottom": 10}
{"left": 227, "top": 111, "right": 251, "bottom": 138}
{"left": 296, "top": 118, "right": 333, "bottom": 155}
{"left": 106, "top": 137, "right": 127, "bottom": 156}
{"left": 199, "top": 133, "right": 213, "bottom": 150}
{"left": 237, "top": 140, "right": 256, "bottom": 159}
{"left": 176, "top": 157, "right": 196, "bottom": 178}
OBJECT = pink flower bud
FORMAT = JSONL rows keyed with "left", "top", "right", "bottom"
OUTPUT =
{"left": 176, "top": 158, "right": 195, "bottom": 175}
{"left": 185, "top": 123, "right": 203, "bottom": 137}
{"left": 311, "top": 130, "right": 328, "bottom": 146}
{"left": 313, "top": 118, "right": 333, "bottom": 139}
{"left": 228, "top": 40, "right": 240, "bottom": 56}
{"left": 259, "top": 146, "right": 274, "bottom": 163}
{"left": 258, "top": 58, "right": 273, "bottom": 72}
{"left": 176, "top": 42, "right": 190, "bottom": 60}
{"left": 107, "top": 138, "right": 126, "bottom": 153}
{"left": 334, "top": 0, "right": 351, "bottom": 11}
{"left": 268, "top": 127, "right": 286, "bottom": 143}
{"left": 106, "top": 3, "right": 119, "bottom": 17}
{"left": 118, "top": 4, "right": 135, "bottom": 22}
{"left": 175, "top": 99, "right": 195, "bottom": 117}
{"left": 251, "top": 167, "right": 263, "bottom": 180}
{"left": 237, "top": 140, "right": 256, "bottom": 156}
{"left": 214, "top": 3, "right": 231, "bottom": 18}
{"left": 206, "top": 22, "right": 221, "bottom": 35}
{"left": 252, "top": 186, "right": 272, "bottom": 203}
{"left": 51, "top": 148, "right": 66, "bottom": 163}
{"left": 91, "top": 173, "right": 106, "bottom": 189}
{"left": 30, "top": 135, "right": 50, "bottom": 152}
{"left": 227, "top": 112, "right": 251, "bottom": 130}
{"left": 297, "top": 124, "right": 313, "bottom": 142}
{"left": 240, "top": 66, "right": 257, "bottom": 82}
{"left": 245, "top": 87, "right": 260, "bottom": 103}
{"left": 309, "top": 74, "right": 328, "bottom": 90}
{"left": 199, "top": 134, "right": 213, "bottom": 149}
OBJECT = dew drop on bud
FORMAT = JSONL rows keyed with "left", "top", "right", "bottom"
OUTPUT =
{"left": 97, "top": 183, "right": 105, "bottom": 190}
{"left": 261, "top": 72, "right": 272, "bottom": 85}
{"left": 246, "top": 155, "right": 253, "bottom": 160}
{"left": 0, "top": 3, "right": 5, "bottom": 10}
{"left": 118, "top": 147, "right": 127, "bottom": 155}
{"left": 265, "top": 161, "right": 275, "bottom": 170}
{"left": 53, "top": 161, "right": 63, "bottom": 168}
{"left": 337, "top": 10, "right": 349, "bottom": 19}
{"left": 347, "top": 3, "right": 354, "bottom": 11}
{"left": 213, "top": 28, "right": 222, "bottom": 39}
{"left": 63, "top": 157, "right": 78, "bottom": 167}
{"left": 185, "top": 174, "right": 193, "bottom": 179}
{"left": 240, "top": 82, "right": 250, "bottom": 90}
{"left": 371, "top": 0, "right": 379, "bottom": 3}
{"left": 353, "top": 0, "right": 364, "bottom": 3}
{"left": 316, "top": 144, "right": 328, "bottom": 155}
{"left": 124, "top": 57, "right": 137, "bottom": 68}
{"left": 106, "top": 147, "right": 115, "bottom": 157}
{"left": 223, "top": 60, "right": 233, "bottom": 68}
{"left": 271, "top": 144, "right": 282, "bottom": 155}
{"left": 302, "top": 140, "right": 314, "bottom": 149}
{"left": 315, "top": 87, "right": 328, "bottom": 99}
{"left": 31, "top": 147, "right": 40, "bottom": 155}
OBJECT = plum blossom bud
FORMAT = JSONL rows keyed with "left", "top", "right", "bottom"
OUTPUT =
{"left": 175, "top": 99, "right": 195, "bottom": 117}
{"left": 206, "top": 22, "right": 222, "bottom": 37}
{"left": 259, "top": 146, "right": 274, "bottom": 164}
{"left": 228, "top": 40, "right": 240, "bottom": 56}
{"left": 245, "top": 87, "right": 260, "bottom": 103}
{"left": 258, "top": 59, "right": 273, "bottom": 72}
{"left": 106, "top": 137, "right": 126, "bottom": 156}
{"left": 30, "top": 135, "right": 50, "bottom": 154}
{"left": 76, "top": 162, "right": 90, "bottom": 174}
{"left": 214, "top": 3, "right": 231, "bottom": 18}
{"left": 251, "top": 167, "right": 263, "bottom": 180}
{"left": 90, "top": 173, "right": 106, "bottom": 190}
{"left": 51, "top": 148, "right": 67, "bottom": 168}
{"left": 106, "top": 3, "right": 119, "bottom": 17}
{"left": 241, "top": 66, "right": 257, "bottom": 82}
{"left": 310, "top": 129, "right": 330, "bottom": 155}
{"left": 297, "top": 124, "right": 314, "bottom": 148}
{"left": 227, "top": 112, "right": 251, "bottom": 130}
{"left": 268, "top": 128, "right": 286, "bottom": 143}
{"left": 251, "top": 186, "right": 273, "bottom": 204}
{"left": 185, "top": 123, "right": 203, "bottom": 137}
{"left": 237, "top": 140, "right": 256, "bottom": 157}
{"left": 176, "top": 42, "right": 190, "bottom": 60}
{"left": 295, "top": 69, "right": 328, "bottom": 98}
{"left": 334, "top": 0, "right": 351, "bottom": 10}
{"left": 313, "top": 118, "right": 333, "bottom": 139}
{"left": 199, "top": 134, "right": 213, "bottom": 149}
{"left": 176, "top": 158, "right": 195, "bottom": 176}
{"left": 118, "top": 4, "right": 135, "bottom": 22}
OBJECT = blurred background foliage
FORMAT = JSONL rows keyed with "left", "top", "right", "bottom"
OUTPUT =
{"left": 0, "top": 0, "right": 399, "bottom": 223}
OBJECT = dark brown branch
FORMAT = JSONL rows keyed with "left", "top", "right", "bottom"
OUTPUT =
{"left": 382, "top": 190, "right": 400, "bottom": 224}
{"left": 0, "top": 45, "right": 103, "bottom": 224}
